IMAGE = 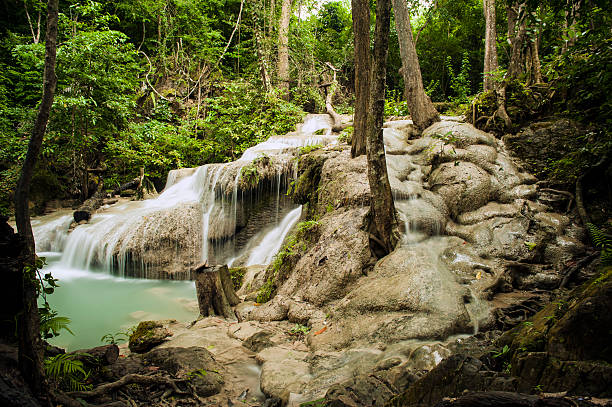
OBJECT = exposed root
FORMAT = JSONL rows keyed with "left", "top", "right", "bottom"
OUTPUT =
{"left": 558, "top": 252, "right": 599, "bottom": 289}
{"left": 68, "top": 374, "right": 189, "bottom": 399}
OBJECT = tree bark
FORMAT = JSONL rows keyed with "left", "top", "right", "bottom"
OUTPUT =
{"left": 366, "top": 0, "right": 398, "bottom": 256}
{"left": 13, "top": 0, "right": 59, "bottom": 402}
{"left": 392, "top": 0, "right": 439, "bottom": 130}
{"left": 194, "top": 264, "right": 240, "bottom": 319}
{"left": 277, "top": 0, "right": 292, "bottom": 99}
{"left": 483, "top": 0, "right": 499, "bottom": 91}
{"left": 350, "top": 0, "right": 370, "bottom": 158}
{"left": 507, "top": 2, "right": 527, "bottom": 80}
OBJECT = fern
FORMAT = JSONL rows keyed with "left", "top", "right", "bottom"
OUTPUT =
{"left": 45, "top": 353, "right": 92, "bottom": 392}
{"left": 40, "top": 315, "right": 74, "bottom": 338}
{"left": 587, "top": 223, "right": 612, "bottom": 266}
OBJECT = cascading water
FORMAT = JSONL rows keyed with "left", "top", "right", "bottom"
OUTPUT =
{"left": 34, "top": 114, "right": 337, "bottom": 279}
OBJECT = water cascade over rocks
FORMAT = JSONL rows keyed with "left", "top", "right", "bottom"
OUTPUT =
{"left": 34, "top": 114, "right": 337, "bottom": 279}
{"left": 31, "top": 115, "right": 587, "bottom": 405}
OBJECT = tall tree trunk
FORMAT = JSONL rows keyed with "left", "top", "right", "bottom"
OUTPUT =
{"left": 507, "top": 2, "right": 527, "bottom": 80}
{"left": 277, "top": 0, "right": 291, "bottom": 99}
{"left": 483, "top": 0, "right": 499, "bottom": 91}
{"left": 14, "top": 0, "right": 59, "bottom": 401}
{"left": 367, "top": 0, "right": 398, "bottom": 256}
{"left": 392, "top": 0, "right": 439, "bottom": 130}
{"left": 351, "top": 0, "right": 370, "bottom": 158}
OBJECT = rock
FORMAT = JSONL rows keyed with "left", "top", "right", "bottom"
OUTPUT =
{"left": 128, "top": 321, "right": 172, "bottom": 353}
{"left": 243, "top": 331, "right": 275, "bottom": 353}
{"left": 257, "top": 346, "right": 311, "bottom": 400}
{"left": 70, "top": 344, "right": 119, "bottom": 367}
{"left": 73, "top": 210, "right": 91, "bottom": 223}
{"left": 142, "top": 347, "right": 224, "bottom": 397}
{"left": 429, "top": 161, "right": 491, "bottom": 217}
{"left": 503, "top": 118, "right": 585, "bottom": 185}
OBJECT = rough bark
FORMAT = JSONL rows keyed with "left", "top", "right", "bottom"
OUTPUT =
{"left": 194, "top": 264, "right": 240, "bottom": 319}
{"left": 277, "top": 0, "right": 291, "bottom": 99}
{"left": 483, "top": 0, "right": 499, "bottom": 91}
{"left": 350, "top": 0, "right": 370, "bottom": 158}
{"left": 13, "top": 0, "right": 59, "bottom": 401}
{"left": 392, "top": 0, "right": 439, "bottom": 130}
{"left": 366, "top": 0, "right": 398, "bottom": 256}
{"left": 507, "top": 2, "right": 527, "bottom": 80}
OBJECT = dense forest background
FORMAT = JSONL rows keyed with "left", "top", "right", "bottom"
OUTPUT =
{"left": 1, "top": 0, "right": 610, "bottom": 216}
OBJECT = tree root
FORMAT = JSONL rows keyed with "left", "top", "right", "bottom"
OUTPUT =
{"left": 68, "top": 374, "right": 189, "bottom": 399}
{"left": 558, "top": 252, "right": 599, "bottom": 289}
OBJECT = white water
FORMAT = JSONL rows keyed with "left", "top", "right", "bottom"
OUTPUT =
{"left": 32, "top": 114, "right": 334, "bottom": 277}
{"left": 29, "top": 114, "right": 336, "bottom": 350}
{"left": 246, "top": 206, "right": 302, "bottom": 266}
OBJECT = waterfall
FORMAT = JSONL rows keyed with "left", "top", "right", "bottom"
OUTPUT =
{"left": 35, "top": 114, "right": 335, "bottom": 279}
{"left": 245, "top": 206, "right": 302, "bottom": 266}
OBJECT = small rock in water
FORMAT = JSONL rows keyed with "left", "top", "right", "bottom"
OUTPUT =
{"left": 129, "top": 310, "right": 149, "bottom": 320}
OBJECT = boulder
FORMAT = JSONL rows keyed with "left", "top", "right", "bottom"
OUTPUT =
{"left": 128, "top": 321, "right": 172, "bottom": 353}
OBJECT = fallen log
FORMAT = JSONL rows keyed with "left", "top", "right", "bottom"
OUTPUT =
{"left": 194, "top": 264, "right": 240, "bottom": 319}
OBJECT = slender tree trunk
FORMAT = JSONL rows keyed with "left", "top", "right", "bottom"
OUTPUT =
{"left": 252, "top": 2, "right": 271, "bottom": 92}
{"left": 350, "top": 0, "right": 370, "bottom": 158}
{"left": 392, "top": 0, "right": 439, "bottom": 130}
{"left": 277, "top": 0, "right": 291, "bottom": 99}
{"left": 507, "top": 2, "right": 527, "bottom": 80}
{"left": 14, "top": 0, "right": 59, "bottom": 401}
{"left": 531, "top": 33, "right": 542, "bottom": 84}
{"left": 483, "top": 0, "right": 499, "bottom": 91}
{"left": 367, "top": 0, "right": 398, "bottom": 256}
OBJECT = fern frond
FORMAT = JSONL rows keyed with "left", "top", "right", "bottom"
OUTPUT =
{"left": 40, "top": 316, "right": 74, "bottom": 337}
{"left": 587, "top": 223, "right": 612, "bottom": 250}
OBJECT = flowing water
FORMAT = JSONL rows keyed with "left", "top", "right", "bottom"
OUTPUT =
{"left": 32, "top": 114, "right": 337, "bottom": 349}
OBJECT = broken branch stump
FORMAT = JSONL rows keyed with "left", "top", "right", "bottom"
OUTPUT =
{"left": 194, "top": 264, "right": 240, "bottom": 319}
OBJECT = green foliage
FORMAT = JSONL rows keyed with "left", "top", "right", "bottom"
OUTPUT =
{"left": 446, "top": 51, "right": 472, "bottom": 103}
{"left": 289, "top": 323, "right": 311, "bottom": 336}
{"left": 45, "top": 353, "right": 92, "bottom": 392}
{"left": 384, "top": 89, "right": 410, "bottom": 117}
{"left": 40, "top": 309, "right": 74, "bottom": 339}
{"left": 256, "top": 220, "right": 321, "bottom": 303}
{"left": 229, "top": 267, "right": 246, "bottom": 291}
{"left": 298, "top": 144, "right": 323, "bottom": 156}
{"left": 100, "top": 331, "right": 130, "bottom": 345}
{"left": 240, "top": 164, "right": 260, "bottom": 188}
{"left": 338, "top": 126, "right": 353, "bottom": 144}
{"left": 587, "top": 223, "right": 612, "bottom": 266}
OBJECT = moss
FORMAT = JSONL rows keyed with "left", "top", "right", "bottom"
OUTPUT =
{"left": 129, "top": 321, "right": 160, "bottom": 344}
{"left": 300, "top": 398, "right": 326, "bottom": 407}
{"left": 229, "top": 267, "right": 246, "bottom": 290}
{"left": 255, "top": 220, "right": 321, "bottom": 303}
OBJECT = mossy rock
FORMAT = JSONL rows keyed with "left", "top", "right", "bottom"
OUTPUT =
{"left": 502, "top": 267, "right": 612, "bottom": 365}
{"left": 128, "top": 321, "right": 172, "bottom": 353}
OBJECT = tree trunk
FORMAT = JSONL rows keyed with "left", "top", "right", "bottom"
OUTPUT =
{"left": 194, "top": 264, "right": 240, "bottom": 320}
{"left": 277, "top": 0, "right": 291, "bottom": 99}
{"left": 366, "top": 0, "right": 398, "bottom": 256}
{"left": 350, "top": 0, "right": 370, "bottom": 158}
{"left": 392, "top": 0, "right": 439, "bottom": 130}
{"left": 507, "top": 2, "right": 527, "bottom": 80}
{"left": 13, "top": 0, "right": 59, "bottom": 401}
{"left": 483, "top": 0, "right": 499, "bottom": 91}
